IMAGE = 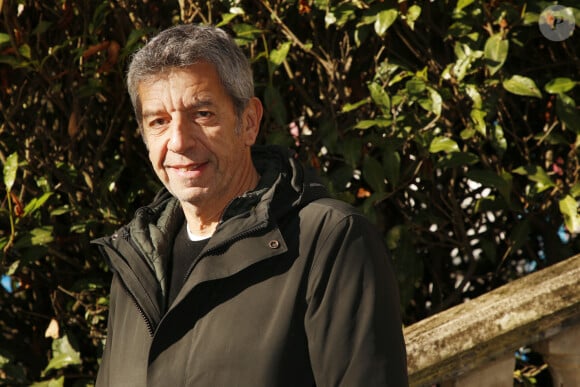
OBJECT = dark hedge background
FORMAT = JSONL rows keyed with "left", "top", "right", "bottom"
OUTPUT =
{"left": 1, "top": 1, "right": 579, "bottom": 385}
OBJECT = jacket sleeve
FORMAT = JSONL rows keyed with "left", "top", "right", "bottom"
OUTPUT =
{"left": 304, "top": 212, "right": 409, "bottom": 387}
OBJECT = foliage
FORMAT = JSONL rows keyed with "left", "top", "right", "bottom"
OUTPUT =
{"left": 1, "top": 0, "right": 579, "bottom": 384}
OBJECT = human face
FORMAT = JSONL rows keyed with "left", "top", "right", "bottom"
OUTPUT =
{"left": 138, "top": 62, "right": 262, "bottom": 217}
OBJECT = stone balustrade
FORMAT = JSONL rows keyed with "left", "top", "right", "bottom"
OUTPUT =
{"left": 403, "top": 253, "right": 580, "bottom": 386}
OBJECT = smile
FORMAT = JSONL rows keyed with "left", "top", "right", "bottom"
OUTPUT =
{"left": 167, "top": 162, "right": 208, "bottom": 175}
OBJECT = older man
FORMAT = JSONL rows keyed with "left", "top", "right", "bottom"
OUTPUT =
{"left": 93, "top": 24, "right": 408, "bottom": 386}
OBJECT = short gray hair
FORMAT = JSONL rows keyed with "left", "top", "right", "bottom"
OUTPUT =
{"left": 126, "top": 24, "right": 254, "bottom": 129}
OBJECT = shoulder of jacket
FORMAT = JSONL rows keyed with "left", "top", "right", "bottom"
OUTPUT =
{"left": 303, "top": 197, "right": 361, "bottom": 216}
{"left": 297, "top": 198, "right": 370, "bottom": 231}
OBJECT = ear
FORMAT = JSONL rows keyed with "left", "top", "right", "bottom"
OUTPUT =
{"left": 241, "top": 97, "right": 263, "bottom": 146}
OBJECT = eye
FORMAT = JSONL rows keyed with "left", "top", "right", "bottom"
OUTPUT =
{"left": 152, "top": 117, "right": 168, "bottom": 126}
{"left": 143, "top": 116, "right": 170, "bottom": 135}
{"left": 192, "top": 110, "right": 217, "bottom": 126}
{"left": 195, "top": 110, "right": 214, "bottom": 119}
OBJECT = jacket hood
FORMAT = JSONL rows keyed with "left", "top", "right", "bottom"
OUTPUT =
{"left": 240, "top": 145, "right": 328, "bottom": 222}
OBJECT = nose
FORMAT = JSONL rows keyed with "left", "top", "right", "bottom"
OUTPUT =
{"left": 167, "top": 114, "right": 194, "bottom": 153}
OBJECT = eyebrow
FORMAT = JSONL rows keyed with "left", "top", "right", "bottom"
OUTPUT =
{"left": 186, "top": 98, "right": 215, "bottom": 110}
{"left": 142, "top": 98, "right": 216, "bottom": 121}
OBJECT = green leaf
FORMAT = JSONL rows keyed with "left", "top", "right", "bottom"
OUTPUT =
{"left": 32, "top": 21, "right": 52, "bottom": 35}
{"left": 0, "top": 351, "right": 11, "bottom": 367}
{"left": 470, "top": 108, "right": 487, "bottom": 136}
{"left": 23, "top": 192, "right": 53, "bottom": 217}
{"left": 3, "top": 152, "right": 18, "bottom": 192}
{"left": 124, "top": 28, "right": 153, "bottom": 54}
{"left": 0, "top": 33, "right": 10, "bottom": 45}
{"left": 448, "top": 21, "right": 473, "bottom": 37}
{"left": 510, "top": 218, "right": 531, "bottom": 252}
{"left": 503, "top": 75, "right": 542, "bottom": 98}
{"left": 30, "top": 376, "right": 65, "bottom": 387}
{"left": 427, "top": 87, "right": 442, "bottom": 117}
{"left": 50, "top": 206, "right": 71, "bottom": 216}
{"left": 484, "top": 33, "right": 509, "bottom": 75}
{"left": 480, "top": 238, "right": 498, "bottom": 263}
{"left": 455, "top": 42, "right": 483, "bottom": 59}
{"left": 570, "top": 182, "right": 580, "bottom": 198}
{"left": 390, "top": 225, "right": 423, "bottom": 309}
{"left": 342, "top": 138, "right": 362, "bottom": 167}
{"left": 437, "top": 152, "right": 480, "bottom": 168}
{"left": 474, "top": 195, "right": 510, "bottom": 213}
{"left": 363, "top": 155, "right": 386, "bottom": 193}
{"left": 455, "top": 0, "right": 475, "bottom": 13}
{"left": 429, "top": 137, "right": 460, "bottom": 153}
{"left": 374, "top": 9, "right": 398, "bottom": 36}
{"left": 18, "top": 44, "right": 31, "bottom": 59}
{"left": 232, "top": 23, "right": 262, "bottom": 45}
{"left": 556, "top": 94, "right": 580, "bottom": 133}
{"left": 217, "top": 13, "right": 239, "bottom": 27}
{"left": 269, "top": 41, "right": 291, "bottom": 69}
{"left": 466, "top": 169, "right": 512, "bottom": 200}
{"left": 32, "top": 226, "right": 54, "bottom": 245}
{"left": 491, "top": 122, "right": 507, "bottom": 155}
{"left": 354, "top": 118, "right": 391, "bottom": 130}
{"left": 42, "top": 335, "right": 81, "bottom": 376}
{"left": 216, "top": 6, "right": 245, "bottom": 27}
{"left": 328, "top": 3, "right": 357, "bottom": 27}
{"left": 368, "top": 82, "right": 391, "bottom": 113}
{"left": 460, "top": 127, "right": 477, "bottom": 140}
{"left": 268, "top": 41, "right": 291, "bottom": 80}
{"left": 325, "top": 11, "right": 337, "bottom": 27}
{"left": 406, "top": 77, "right": 426, "bottom": 95}
{"left": 512, "top": 165, "right": 555, "bottom": 193}
{"left": 341, "top": 99, "right": 367, "bottom": 113}
{"left": 14, "top": 226, "right": 54, "bottom": 249}
{"left": 405, "top": 5, "right": 422, "bottom": 30}
{"left": 387, "top": 70, "right": 413, "bottom": 87}
{"left": 465, "top": 84, "right": 482, "bottom": 108}
{"left": 0, "top": 55, "right": 24, "bottom": 68}
{"left": 559, "top": 195, "right": 580, "bottom": 234}
{"left": 545, "top": 77, "right": 577, "bottom": 94}
{"left": 6, "top": 260, "right": 20, "bottom": 276}
{"left": 522, "top": 11, "right": 540, "bottom": 25}
{"left": 383, "top": 145, "right": 400, "bottom": 187}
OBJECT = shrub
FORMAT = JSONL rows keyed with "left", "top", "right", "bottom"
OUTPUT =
{"left": 1, "top": 0, "right": 578, "bottom": 384}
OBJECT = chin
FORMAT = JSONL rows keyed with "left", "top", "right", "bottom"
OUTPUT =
{"left": 173, "top": 188, "right": 210, "bottom": 205}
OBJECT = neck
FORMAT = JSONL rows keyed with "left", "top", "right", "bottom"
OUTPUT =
{"left": 181, "top": 167, "right": 260, "bottom": 238}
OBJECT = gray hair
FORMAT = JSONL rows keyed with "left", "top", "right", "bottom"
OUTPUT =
{"left": 126, "top": 24, "right": 254, "bottom": 129}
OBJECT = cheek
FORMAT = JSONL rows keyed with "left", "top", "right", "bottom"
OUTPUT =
{"left": 147, "top": 144, "right": 165, "bottom": 168}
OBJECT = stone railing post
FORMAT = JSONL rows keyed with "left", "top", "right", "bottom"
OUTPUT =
{"left": 535, "top": 321, "right": 580, "bottom": 387}
{"left": 440, "top": 355, "right": 515, "bottom": 387}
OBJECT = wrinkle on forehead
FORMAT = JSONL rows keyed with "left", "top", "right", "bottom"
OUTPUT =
{"left": 140, "top": 72, "right": 216, "bottom": 115}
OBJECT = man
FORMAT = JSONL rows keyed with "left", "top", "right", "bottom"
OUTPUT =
{"left": 93, "top": 24, "right": 408, "bottom": 386}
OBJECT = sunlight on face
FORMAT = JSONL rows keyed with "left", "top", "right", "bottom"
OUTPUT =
{"left": 138, "top": 62, "right": 261, "bottom": 217}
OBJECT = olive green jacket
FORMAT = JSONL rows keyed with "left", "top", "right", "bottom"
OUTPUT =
{"left": 93, "top": 145, "right": 408, "bottom": 386}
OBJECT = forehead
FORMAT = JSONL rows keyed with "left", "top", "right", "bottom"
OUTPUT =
{"left": 140, "top": 63, "right": 217, "bottom": 90}
{"left": 137, "top": 63, "right": 231, "bottom": 108}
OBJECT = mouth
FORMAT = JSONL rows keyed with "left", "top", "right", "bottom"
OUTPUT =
{"left": 167, "top": 162, "right": 208, "bottom": 175}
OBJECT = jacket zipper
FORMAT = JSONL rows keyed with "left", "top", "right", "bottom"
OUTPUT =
{"left": 119, "top": 276, "right": 155, "bottom": 337}
{"left": 118, "top": 228, "right": 157, "bottom": 336}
